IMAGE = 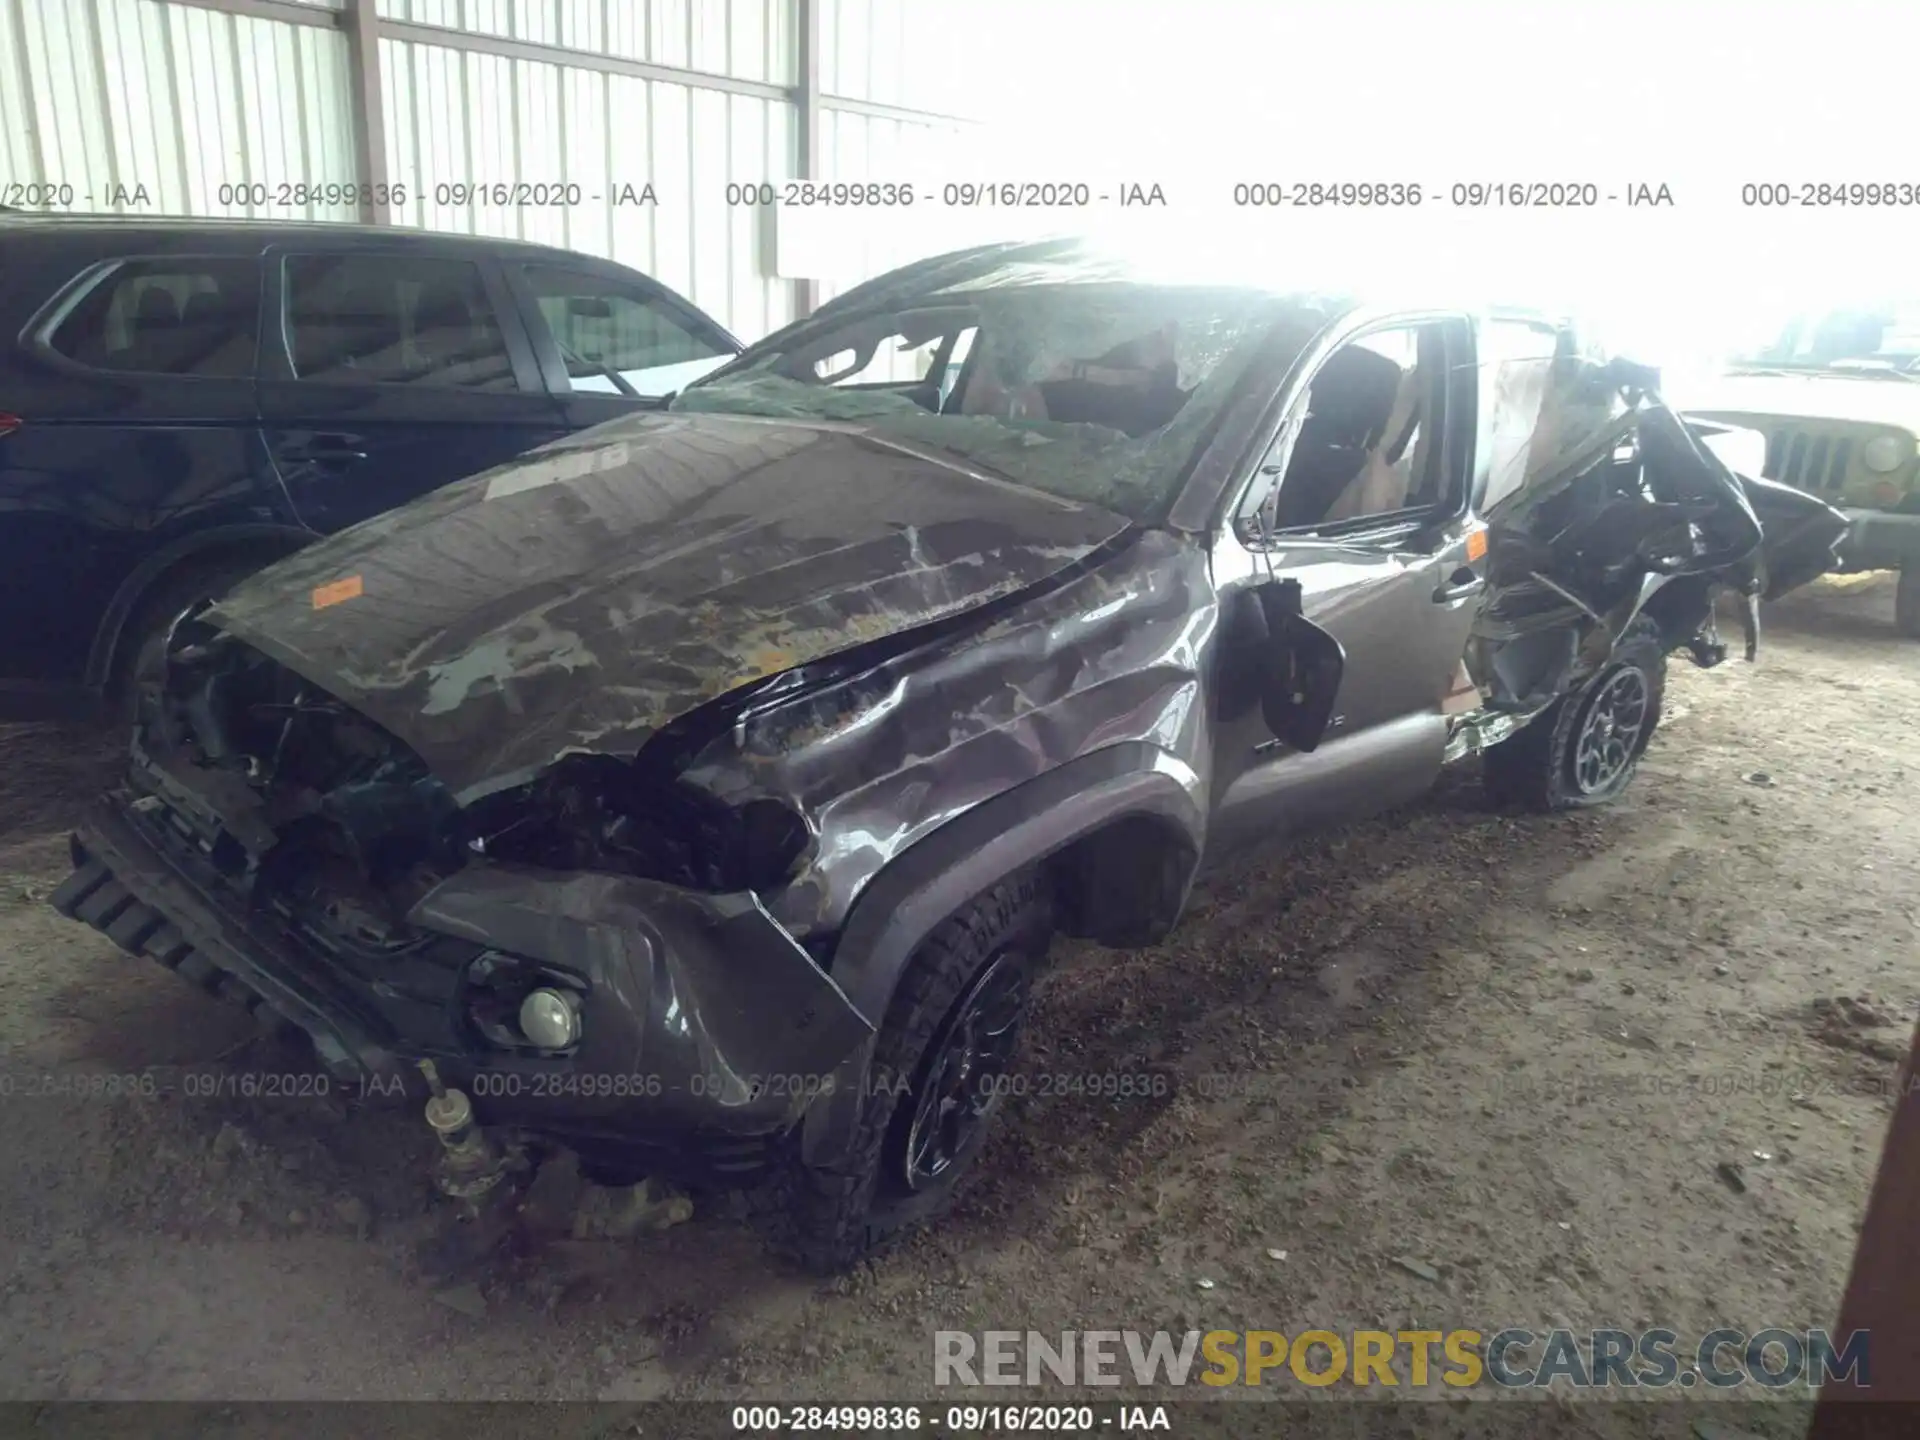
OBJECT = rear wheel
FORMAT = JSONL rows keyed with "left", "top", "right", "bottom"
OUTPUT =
{"left": 761, "top": 874, "right": 1050, "bottom": 1273}
{"left": 108, "top": 553, "right": 273, "bottom": 728}
{"left": 1897, "top": 563, "right": 1920, "bottom": 639}
{"left": 1484, "top": 616, "right": 1667, "bottom": 811}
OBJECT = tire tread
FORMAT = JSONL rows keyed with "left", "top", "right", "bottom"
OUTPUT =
{"left": 762, "top": 872, "right": 1048, "bottom": 1273}
{"left": 1484, "top": 615, "right": 1667, "bottom": 812}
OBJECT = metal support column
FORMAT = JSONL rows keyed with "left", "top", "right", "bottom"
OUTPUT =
{"left": 794, "top": 0, "right": 822, "bottom": 318}
{"left": 344, "top": 0, "right": 392, "bottom": 225}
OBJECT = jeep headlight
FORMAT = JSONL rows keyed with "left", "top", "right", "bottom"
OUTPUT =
{"left": 1862, "top": 434, "right": 1912, "bottom": 473}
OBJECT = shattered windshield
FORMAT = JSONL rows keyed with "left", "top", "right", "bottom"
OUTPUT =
{"left": 672, "top": 276, "right": 1330, "bottom": 519}
{"left": 1731, "top": 304, "right": 1920, "bottom": 376}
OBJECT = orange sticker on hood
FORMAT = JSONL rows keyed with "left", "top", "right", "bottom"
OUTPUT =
{"left": 311, "top": 575, "right": 364, "bottom": 609}
{"left": 1465, "top": 528, "right": 1489, "bottom": 563}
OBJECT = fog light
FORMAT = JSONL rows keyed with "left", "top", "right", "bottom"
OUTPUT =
{"left": 518, "top": 987, "right": 581, "bottom": 1049}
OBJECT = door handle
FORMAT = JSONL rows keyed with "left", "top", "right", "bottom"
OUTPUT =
{"left": 1432, "top": 566, "right": 1487, "bottom": 604}
{"left": 280, "top": 434, "right": 368, "bottom": 464}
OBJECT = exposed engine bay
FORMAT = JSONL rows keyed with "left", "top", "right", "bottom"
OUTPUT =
{"left": 138, "top": 625, "right": 814, "bottom": 965}
{"left": 107, "top": 604, "right": 877, "bottom": 1179}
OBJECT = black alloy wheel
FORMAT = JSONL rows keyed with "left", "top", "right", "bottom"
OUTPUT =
{"left": 1569, "top": 664, "right": 1650, "bottom": 796}
{"left": 901, "top": 947, "right": 1028, "bottom": 1191}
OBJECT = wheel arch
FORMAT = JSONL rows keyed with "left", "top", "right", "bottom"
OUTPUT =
{"left": 798, "top": 740, "right": 1206, "bottom": 1166}
{"left": 84, "top": 523, "right": 315, "bottom": 691}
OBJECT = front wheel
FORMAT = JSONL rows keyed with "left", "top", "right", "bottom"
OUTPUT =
{"left": 1897, "top": 563, "right": 1920, "bottom": 639}
{"left": 760, "top": 874, "right": 1050, "bottom": 1273}
{"left": 1484, "top": 615, "right": 1668, "bottom": 811}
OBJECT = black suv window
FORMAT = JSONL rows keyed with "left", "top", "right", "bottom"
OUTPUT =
{"left": 284, "top": 255, "right": 515, "bottom": 390}
{"left": 521, "top": 265, "right": 731, "bottom": 395}
{"left": 48, "top": 258, "right": 260, "bottom": 378}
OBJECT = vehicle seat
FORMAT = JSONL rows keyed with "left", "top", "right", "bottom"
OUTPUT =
{"left": 292, "top": 280, "right": 403, "bottom": 379}
{"left": 1271, "top": 344, "right": 1402, "bottom": 526}
{"left": 178, "top": 289, "right": 241, "bottom": 373}
{"left": 1323, "top": 362, "right": 1426, "bottom": 521}
{"left": 121, "top": 286, "right": 181, "bottom": 372}
{"left": 957, "top": 332, "right": 1047, "bottom": 422}
{"left": 1033, "top": 329, "right": 1190, "bottom": 438}
{"left": 411, "top": 278, "right": 506, "bottom": 385}
{"left": 345, "top": 281, "right": 405, "bottom": 376}
{"left": 412, "top": 280, "right": 474, "bottom": 360}
{"left": 179, "top": 290, "right": 222, "bottom": 330}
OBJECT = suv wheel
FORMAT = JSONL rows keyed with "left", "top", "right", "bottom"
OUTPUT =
{"left": 761, "top": 874, "right": 1051, "bottom": 1273}
{"left": 1897, "top": 564, "right": 1920, "bottom": 639}
{"left": 1484, "top": 616, "right": 1668, "bottom": 811}
{"left": 109, "top": 554, "right": 271, "bottom": 729}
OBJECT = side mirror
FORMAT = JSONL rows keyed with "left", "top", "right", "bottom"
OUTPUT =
{"left": 1216, "top": 579, "right": 1345, "bottom": 752}
{"left": 1255, "top": 580, "right": 1345, "bottom": 752}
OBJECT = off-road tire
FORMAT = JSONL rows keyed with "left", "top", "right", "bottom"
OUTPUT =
{"left": 108, "top": 552, "right": 273, "bottom": 727}
{"left": 1483, "top": 615, "right": 1668, "bottom": 811}
{"left": 1897, "top": 563, "right": 1920, "bottom": 639}
{"left": 760, "top": 874, "right": 1051, "bottom": 1273}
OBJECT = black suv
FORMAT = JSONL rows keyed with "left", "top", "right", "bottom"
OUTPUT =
{"left": 0, "top": 214, "right": 740, "bottom": 719}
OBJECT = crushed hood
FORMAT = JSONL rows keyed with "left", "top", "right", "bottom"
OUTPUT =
{"left": 206, "top": 412, "right": 1131, "bottom": 803}
{"left": 1684, "top": 372, "right": 1920, "bottom": 432}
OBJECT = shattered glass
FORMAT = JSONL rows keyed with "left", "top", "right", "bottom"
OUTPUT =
{"left": 674, "top": 283, "right": 1328, "bottom": 519}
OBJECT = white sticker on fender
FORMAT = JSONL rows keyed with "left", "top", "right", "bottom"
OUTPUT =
{"left": 483, "top": 442, "right": 631, "bottom": 501}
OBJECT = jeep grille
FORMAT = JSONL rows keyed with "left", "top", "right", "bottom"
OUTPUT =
{"left": 1763, "top": 426, "right": 1856, "bottom": 492}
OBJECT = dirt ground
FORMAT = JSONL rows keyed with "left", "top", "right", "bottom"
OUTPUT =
{"left": 0, "top": 574, "right": 1913, "bottom": 1419}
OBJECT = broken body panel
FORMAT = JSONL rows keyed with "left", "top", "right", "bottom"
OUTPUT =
{"left": 1452, "top": 357, "right": 1846, "bottom": 755}
{"left": 53, "top": 241, "right": 1847, "bottom": 1190}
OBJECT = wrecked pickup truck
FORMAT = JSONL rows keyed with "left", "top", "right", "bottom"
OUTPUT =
{"left": 51, "top": 238, "right": 1847, "bottom": 1272}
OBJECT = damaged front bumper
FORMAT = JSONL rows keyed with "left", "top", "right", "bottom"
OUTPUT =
{"left": 55, "top": 793, "right": 873, "bottom": 1181}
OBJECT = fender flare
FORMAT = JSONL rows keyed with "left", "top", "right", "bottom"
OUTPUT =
{"left": 798, "top": 740, "right": 1206, "bottom": 1166}
{"left": 84, "top": 522, "right": 315, "bottom": 690}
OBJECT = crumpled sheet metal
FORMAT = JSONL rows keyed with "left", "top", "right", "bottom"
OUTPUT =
{"left": 410, "top": 864, "right": 873, "bottom": 1125}
{"left": 677, "top": 526, "right": 1216, "bottom": 938}
{"left": 207, "top": 412, "right": 1131, "bottom": 805}
{"left": 1461, "top": 356, "right": 1841, "bottom": 715}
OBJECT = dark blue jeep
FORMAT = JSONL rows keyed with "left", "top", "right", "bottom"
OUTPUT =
{"left": 0, "top": 214, "right": 739, "bottom": 719}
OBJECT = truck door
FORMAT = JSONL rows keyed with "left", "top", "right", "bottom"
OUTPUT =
{"left": 1209, "top": 314, "right": 1487, "bottom": 853}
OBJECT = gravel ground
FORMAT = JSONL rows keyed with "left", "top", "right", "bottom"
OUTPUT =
{"left": 0, "top": 573, "right": 1912, "bottom": 1424}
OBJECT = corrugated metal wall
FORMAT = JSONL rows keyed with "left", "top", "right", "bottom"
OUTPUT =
{"left": 0, "top": 0, "right": 357, "bottom": 221}
{"left": 377, "top": 36, "right": 796, "bottom": 338}
{"left": 0, "top": 0, "right": 971, "bottom": 341}
{"left": 817, "top": 0, "right": 964, "bottom": 116}
{"left": 809, "top": 106, "right": 965, "bottom": 309}
{"left": 815, "top": 0, "right": 968, "bottom": 308}
{"left": 376, "top": 1, "right": 790, "bottom": 80}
